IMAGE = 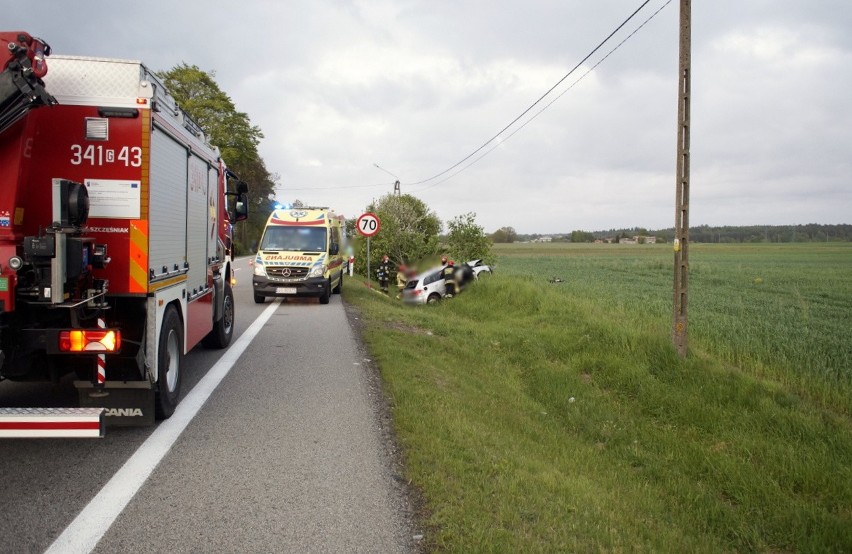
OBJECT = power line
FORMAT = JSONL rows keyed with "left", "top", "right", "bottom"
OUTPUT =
{"left": 281, "top": 182, "right": 393, "bottom": 192}
{"left": 409, "top": 0, "right": 673, "bottom": 193}
{"left": 407, "top": 0, "right": 655, "bottom": 187}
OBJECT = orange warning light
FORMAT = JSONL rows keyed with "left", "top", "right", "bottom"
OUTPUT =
{"left": 59, "top": 330, "right": 121, "bottom": 352}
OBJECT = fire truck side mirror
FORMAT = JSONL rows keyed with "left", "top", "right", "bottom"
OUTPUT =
{"left": 224, "top": 175, "right": 248, "bottom": 222}
{"left": 231, "top": 192, "right": 248, "bottom": 222}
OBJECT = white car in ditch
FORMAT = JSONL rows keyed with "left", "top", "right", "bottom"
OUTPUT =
{"left": 401, "top": 260, "right": 492, "bottom": 304}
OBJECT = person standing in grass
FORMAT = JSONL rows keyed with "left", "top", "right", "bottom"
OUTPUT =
{"left": 442, "top": 259, "right": 458, "bottom": 297}
{"left": 377, "top": 255, "right": 392, "bottom": 294}
{"left": 395, "top": 264, "right": 408, "bottom": 299}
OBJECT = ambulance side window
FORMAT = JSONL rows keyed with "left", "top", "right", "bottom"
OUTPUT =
{"left": 329, "top": 226, "right": 340, "bottom": 255}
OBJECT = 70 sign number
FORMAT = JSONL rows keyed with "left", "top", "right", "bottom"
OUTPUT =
{"left": 356, "top": 212, "right": 380, "bottom": 237}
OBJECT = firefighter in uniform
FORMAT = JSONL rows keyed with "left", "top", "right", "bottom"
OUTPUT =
{"left": 442, "top": 260, "right": 458, "bottom": 297}
{"left": 395, "top": 264, "right": 408, "bottom": 299}
{"left": 377, "top": 255, "right": 392, "bottom": 294}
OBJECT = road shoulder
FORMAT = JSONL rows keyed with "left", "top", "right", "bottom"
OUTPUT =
{"left": 342, "top": 298, "right": 429, "bottom": 552}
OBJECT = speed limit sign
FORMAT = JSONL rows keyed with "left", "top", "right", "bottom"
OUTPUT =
{"left": 356, "top": 212, "right": 381, "bottom": 237}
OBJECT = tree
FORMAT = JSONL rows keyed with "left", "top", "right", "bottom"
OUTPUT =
{"left": 446, "top": 212, "right": 493, "bottom": 264}
{"left": 157, "top": 64, "right": 275, "bottom": 253}
{"left": 491, "top": 226, "right": 517, "bottom": 243}
{"left": 570, "top": 230, "right": 595, "bottom": 243}
{"left": 360, "top": 194, "right": 441, "bottom": 271}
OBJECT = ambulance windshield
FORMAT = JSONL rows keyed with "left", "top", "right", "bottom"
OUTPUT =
{"left": 260, "top": 226, "right": 327, "bottom": 252}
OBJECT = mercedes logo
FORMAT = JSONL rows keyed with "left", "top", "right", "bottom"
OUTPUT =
{"left": 281, "top": 268, "right": 291, "bottom": 277}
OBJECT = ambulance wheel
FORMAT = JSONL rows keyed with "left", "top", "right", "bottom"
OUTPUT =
{"left": 332, "top": 272, "right": 342, "bottom": 294}
{"left": 155, "top": 306, "right": 183, "bottom": 419}
{"left": 202, "top": 282, "right": 234, "bottom": 349}
{"left": 254, "top": 291, "right": 266, "bottom": 304}
{"left": 320, "top": 280, "right": 331, "bottom": 304}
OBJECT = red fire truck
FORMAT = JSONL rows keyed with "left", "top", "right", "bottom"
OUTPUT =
{"left": 0, "top": 32, "right": 249, "bottom": 437}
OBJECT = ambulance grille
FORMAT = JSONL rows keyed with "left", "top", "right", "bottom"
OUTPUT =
{"left": 266, "top": 266, "right": 309, "bottom": 278}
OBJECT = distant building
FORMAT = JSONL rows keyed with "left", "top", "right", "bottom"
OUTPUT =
{"left": 619, "top": 236, "right": 657, "bottom": 245}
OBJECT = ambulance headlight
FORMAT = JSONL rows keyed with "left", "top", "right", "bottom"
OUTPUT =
{"left": 253, "top": 263, "right": 267, "bottom": 277}
{"left": 307, "top": 265, "right": 325, "bottom": 279}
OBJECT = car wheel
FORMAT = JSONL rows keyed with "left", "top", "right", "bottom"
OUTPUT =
{"left": 320, "top": 280, "right": 331, "bottom": 304}
{"left": 427, "top": 293, "right": 441, "bottom": 304}
{"left": 253, "top": 291, "right": 266, "bottom": 304}
{"left": 155, "top": 306, "right": 183, "bottom": 419}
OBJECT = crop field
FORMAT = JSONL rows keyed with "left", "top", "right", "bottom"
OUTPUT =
{"left": 495, "top": 242, "right": 852, "bottom": 409}
{"left": 344, "top": 241, "right": 852, "bottom": 552}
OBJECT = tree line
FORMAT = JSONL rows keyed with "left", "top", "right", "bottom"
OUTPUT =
{"left": 491, "top": 224, "right": 852, "bottom": 243}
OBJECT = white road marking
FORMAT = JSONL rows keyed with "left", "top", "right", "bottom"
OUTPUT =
{"left": 44, "top": 300, "right": 281, "bottom": 554}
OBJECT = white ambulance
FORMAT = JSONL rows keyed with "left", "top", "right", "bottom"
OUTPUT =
{"left": 252, "top": 205, "right": 345, "bottom": 304}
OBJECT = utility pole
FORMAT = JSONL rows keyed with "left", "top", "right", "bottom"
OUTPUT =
{"left": 672, "top": 0, "right": 691, "bottom": 358}
{"left": 373, "top": 163, "right": 401, "bottom": 195}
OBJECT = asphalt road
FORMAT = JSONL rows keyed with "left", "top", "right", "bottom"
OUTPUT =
{"left": 0, "top": 257, "right": 418, "bottom": 553}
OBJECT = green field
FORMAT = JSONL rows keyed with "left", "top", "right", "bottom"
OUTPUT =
{"left": 343, "top": 242, "right": 852, "bottom": 552}
{"left": 497, "top": 242, "right": 852, "bottom": 410}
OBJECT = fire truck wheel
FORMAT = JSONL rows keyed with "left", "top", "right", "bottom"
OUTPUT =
{"left": 155, "top": 306, "right": 183, "bottom": 419}
{"left": 203, "top": 282, "right": 234, "bottom": 348}
{"left": 319, "top": 279, "right": 331, "bottom": 304}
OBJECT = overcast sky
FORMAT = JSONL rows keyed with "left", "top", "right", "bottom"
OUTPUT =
{"left": 8, "top": 1, "right": 851, "bottom": 234}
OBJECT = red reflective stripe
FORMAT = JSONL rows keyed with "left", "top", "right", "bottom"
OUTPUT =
{"left": 0, "top": 421, "right": 100, "bottom": 430}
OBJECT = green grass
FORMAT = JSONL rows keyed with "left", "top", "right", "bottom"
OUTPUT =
{"left": 343, "top": 242, "right": 852, "bottom": 552}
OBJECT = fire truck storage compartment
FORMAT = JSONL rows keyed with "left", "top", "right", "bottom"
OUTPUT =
{"left": 149, "top": 125, "right": 189, "bottom": 281}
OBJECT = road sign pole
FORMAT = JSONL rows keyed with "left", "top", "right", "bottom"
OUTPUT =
{"left": 356, "top": 212, "right": 381, "bottom": 288}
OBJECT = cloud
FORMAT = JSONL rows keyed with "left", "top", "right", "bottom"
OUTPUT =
{"left": 6, "top": 0, "right": 851, "bottom": 233}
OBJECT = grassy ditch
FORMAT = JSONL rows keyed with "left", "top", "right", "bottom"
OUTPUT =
{"left": 342, "top": 243, "right": 852, "bottom": 552}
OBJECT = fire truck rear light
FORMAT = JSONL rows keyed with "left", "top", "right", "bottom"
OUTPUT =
{"left": 59, "top": 330, "right": 121, "bottom": 352}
